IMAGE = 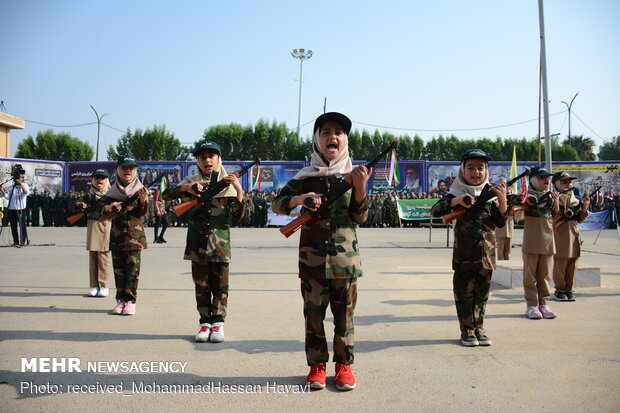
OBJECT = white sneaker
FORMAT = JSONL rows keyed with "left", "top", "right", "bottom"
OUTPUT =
{"left": 88, "top": 287, "right": 98, "bottom": 297}
{"left": 97, "top": 288, "right": 109, "bottom": 297}
{"left": 210, "top": 322, "right": 225, "bottom": 343}
{"left": 195, "top": 323, "right": 211, "bottom": 342}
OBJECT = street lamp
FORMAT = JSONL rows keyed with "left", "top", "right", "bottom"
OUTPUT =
{"left": 290, "top": 48, "right": 313, "bottom": 140}
{"left": 561, "top": 92, "right": 579, "bottom": 147}
{"left": 90, "top": 104, "right": 109, "bottom": 161}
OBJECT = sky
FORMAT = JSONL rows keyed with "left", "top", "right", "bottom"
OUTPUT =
{"left": 1, "top": 0, "right": 619, "bottom": 161}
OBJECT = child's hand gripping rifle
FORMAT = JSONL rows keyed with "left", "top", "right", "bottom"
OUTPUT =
{"left": 510, "top": 186, "right": 575, "bottom": 214}
{"left": 98, "top": 173, "right": 166, "bottom": 222}
{"left": 66, "top": 200, "right": 96, "bottom": 225}
{"left": 280, "top": 141, "right": 398, "bottom": 238}
{"left": 553, "top": 185, "right": 600, "bottom": 229}
{"left": 173, "top": 159, "right": 260, "bottom": 217}
{"left": 441, "top": 168, "right": 531, "bottom": 225}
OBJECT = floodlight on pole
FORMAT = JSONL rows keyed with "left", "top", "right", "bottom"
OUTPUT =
{"left": 291, "top": 48, "right": 313, "bottom": 140}
{"left": 90, "top": 105, "right": 109, "bottom": 161}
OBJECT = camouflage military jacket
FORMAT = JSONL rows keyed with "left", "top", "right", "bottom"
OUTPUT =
{"left": 162, "top": 177, "right": 242, "bottom": 263}
{"left": 432, "top": 194, "right": 506, "bottom": 270}
{"left": 100, "top": 196, "right": 148, "bottom": 251}
{"left": 272, "top": 176, "right": 368, "bottom": 279}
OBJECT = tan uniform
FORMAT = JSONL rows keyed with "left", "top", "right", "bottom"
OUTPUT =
{"left": 496, "top": 214, "right": 514, "bottom": 260}
{"left": 522, "top": 207, "right": 555, "bottom": 307}
{"left": 553, "top": 208, "right": 587, "bottom": 293}
{"left": 83, "top": 194, "right": 111, "bottom": 289}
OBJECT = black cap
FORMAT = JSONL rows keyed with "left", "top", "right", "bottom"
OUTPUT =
{"left": 460, "top": 149, "right": 491, "bottom": 163}
{"left": 529, "top": 166, "right": 553, "bottom": 177}
{"left": 91, "top": 169, "right": 110, "bottom": 178}
{"left": 117, "top": 156, "right": 138, "bottom": 167}
{"left": 313, "top": 112, "right": 352, "bottom": 134}
{"left": 193, "top": 141, "right": 221, "bottom": 157}
{"left": 552, "top": 171, "right": 577, "bottom": 182}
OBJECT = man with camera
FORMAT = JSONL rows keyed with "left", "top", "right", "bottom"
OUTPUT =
{"left": 0, "top": 165, "right": 30, "bottom": 247}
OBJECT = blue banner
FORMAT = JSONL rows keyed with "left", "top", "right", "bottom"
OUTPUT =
{"left": 579, "top": 210, "right": 611, "bottom": 230}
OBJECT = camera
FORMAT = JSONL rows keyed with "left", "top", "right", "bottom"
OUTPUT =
{"left": 11, "top": 164, "right": 25, "bottom": 180}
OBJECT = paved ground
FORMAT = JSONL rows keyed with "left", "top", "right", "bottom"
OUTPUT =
{"left": 0, "top": 225, "right": 619, "bottom": 412}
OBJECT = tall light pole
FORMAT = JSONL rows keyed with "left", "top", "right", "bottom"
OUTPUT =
{"left": 290, "top": 48, "right": 313, "bottom": 140}
{"left": 90, "top": 104, "right": 109, "bottom": 161}
{"left": 561, "top": 92, "right": 579, "bottom": 147}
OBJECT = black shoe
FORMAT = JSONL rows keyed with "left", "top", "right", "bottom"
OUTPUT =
{"left": 158, "top": 237, "right": 167, "bottom": 243}
{"left": 153, "top": 238, "right": 161, "bottom": 244}
{"left": 565, "top": 291, "right": 576, "bottom": 301}
{"left": 460, "top": 330, "right": 479, "bottom": 347}
{"left": 475, "top": 328, "right": 492, "bottom": 346}
{"left": 553, "top": 291, "right": 568, "bottom": 301}
{"left": 11, "top": 242, "right": 20, "bottom": 248}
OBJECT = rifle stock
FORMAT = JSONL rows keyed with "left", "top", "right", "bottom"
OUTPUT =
{"left": 280, "top": 212, "right": 315, "bottom": 238}
{"left": 66, "top": 212, "right": 85, "bottom": 225}
{"left": 173, "top": 199, "right": 198, "bottom": 217}
{"left": 279, "top": 142, "right": 398, "bottom": 238}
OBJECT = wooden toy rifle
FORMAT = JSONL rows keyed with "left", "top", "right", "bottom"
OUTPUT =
{"left": 173, "top": 159, "right": 260, "bottom": 217}
{"left": 553, "top": 185, "right": 601, "bottom": 229}
{"left": 441, "top": 168, "right": 531, "bottom": 225}
{"left": 98, "top": 173, "right": 166, "bottom": 222}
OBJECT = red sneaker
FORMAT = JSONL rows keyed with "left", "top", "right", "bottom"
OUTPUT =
{"left": 306, "top": 363, "right": 326, "bottom": 389}
{"left": 335, "top": 363, "right": 356, "bottom": 391}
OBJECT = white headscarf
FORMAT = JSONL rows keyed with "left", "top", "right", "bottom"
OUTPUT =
{"left": 105, "top": 170, "right": 144, "bottom": 201}
{"left": 293, "top": 129, "right": 353, "bottom": 180}
{"left": 448, "top": 162, "right": 489, "bottom": 197}
{"left": 528, "top": 176, "right": 548, "bottom": 199}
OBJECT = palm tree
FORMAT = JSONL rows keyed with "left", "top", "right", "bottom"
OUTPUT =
{"left": 564, "top": 135, "right": 596, "bottom": 161}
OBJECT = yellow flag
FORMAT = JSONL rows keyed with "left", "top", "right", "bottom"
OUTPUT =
{"left": 510, "top": 146, "right": 518, "bottom": 193}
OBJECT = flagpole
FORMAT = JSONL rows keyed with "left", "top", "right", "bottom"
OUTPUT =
{"left": 538, "top": 0, "right": 553, "bottom": 171}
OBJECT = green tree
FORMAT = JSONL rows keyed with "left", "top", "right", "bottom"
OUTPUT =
{"left": 15, "top": 129, "right": 94, "bottom": 161}
{"left": 107, "top": 125, "right": 191, "bottom": 161}
{"left": 564, "top": 135, "right": 596, "bottom": 161}
{"left": 598, "top": 136, "right": 620, "bottom": 160}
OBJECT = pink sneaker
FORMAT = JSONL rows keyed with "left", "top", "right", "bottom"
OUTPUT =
{"left": 526, "top": 306, "right": 542, "bottom": 319}
{"left": 112, "top": 301, "right": 125, "bottom": 315}
{"left": 122, "top": 302, "right": 136, "bottom": 315}
{"left": 538, "top": 305, "right": 557, "bottom": 319}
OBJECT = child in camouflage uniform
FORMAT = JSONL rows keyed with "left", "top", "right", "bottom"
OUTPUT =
{"left": 101, "top": 157, "right": 149, "bottom": 316}
{"left": 432, "top": 149, "right": 507, "bottom": 346}
{"left": 272, "top": 112, "right": 370, "bottom": 391}
{"left": 162, "top": 142, "right": 243, "bottom": 343}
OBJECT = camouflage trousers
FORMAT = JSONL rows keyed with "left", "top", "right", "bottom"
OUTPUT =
{"left": 453, "top": 264, "right": 492, "bottom": 332}
{"left": 112, "top": 250, "right": 142, "bottom": 303}
{"left": 191, "top": 262, "right": 229, "bottom": 324}
{"left": 301, "top": 278, "right": 357, "bottom": 366}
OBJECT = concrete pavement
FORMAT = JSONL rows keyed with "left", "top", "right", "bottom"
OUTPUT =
{"left": 0, "top": 226, "right": 619, "bottom": 412}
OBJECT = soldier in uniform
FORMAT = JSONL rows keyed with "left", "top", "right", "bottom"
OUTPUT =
{"left": 513, "top": 166, "right": 560, "bottom": 320}
{"left": 40, "top": 190, "right": 53, "bottom": 226}
{"left": 552, "top": 172, "right": 590, "bottom": 302}
{"left": 272, "top": 112, "right": 370, "bottom": 391}
{"left": 74, "top": 169, "right": 112, "bottom": 297}
{"left": 432, "top": 149, "right": 507, "bottom": 347}
{"left": 152, "top": 188, "right": 169, "bottom": 243}
{"left": 241, "top": 192, "right": 255, "bottom": 227}
{"left": 101, "top": 157, "right": 149, "bottom": 316}
{"left": 162, "top": 142, "right": 243, "bottom": 343}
